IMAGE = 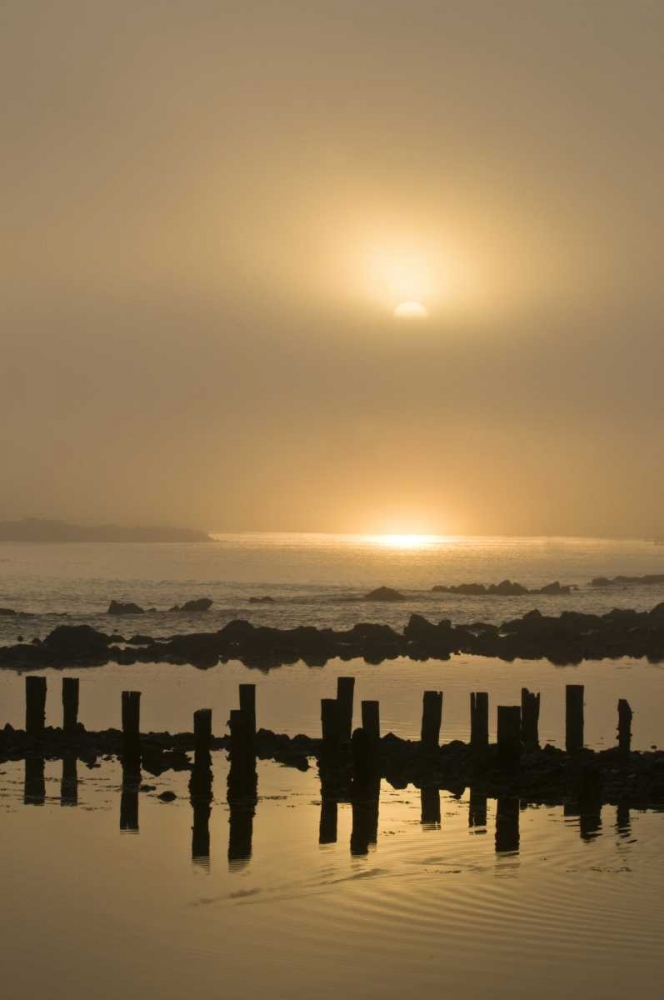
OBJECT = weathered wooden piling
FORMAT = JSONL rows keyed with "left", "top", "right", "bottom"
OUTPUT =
{"left": 239, "top": 683, "right": 256, "bottom": 738}
{"left": 578, "top": 764, "right": 602, "bottom": 841}
{"left": 495, "top": 796, "right": 520, "bottom": 853}
{"left": 421, "top": 786, "right": 441, "bottom": 827}
{"left": 337, "top": 676, "right": 355, "bottom": 742}
{"left": 520, "top": 688, "right": 540, "bottom": 747}
{"left": 421, "top": 690, "right": 443, "bottom": 750}
{"left": 470, "top": 692, "right": 489, "bottom": 749}
{"left": 229, "top": 709, "right": 253, "bottom": 771}
{"left": 497, "top": 706, "right": 522, "bottom": 764}
{"left": 351, "top": 726, "right": 380, "bottom": 796}
{"left": 193, "top": 708, "right": 212, "bottom": 766}
{"left": 121, "top": 691, "right": 141, "bottom": 770}
{"left": 565, "top": 684, "right": 584, "bottom": 752}
{"left": 25, "top": 676, "right": 46, "bottom": 735}
{"left": 618, "top": 699, "right": 632, "bottom": 754}
{"left": 62, "top": 677, "right": 79, "bottom": 734}
{"left": 361, "top": 700, "right": 380, "bottom": 741}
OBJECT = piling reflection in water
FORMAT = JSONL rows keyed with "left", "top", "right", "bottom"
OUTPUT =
{"left": 469, "top": 788, "right": 488, "bottom": 831}
{"left": 495, "top": 796, "right": 520, "bottom": 854}
{"left": 24, "top": 756, "right": 45, "bottom": 805}
{"left": 420, "top": 786, "right": 441, "bottom": 828}
{"left": 60, "top": 754, "right": 78, "bottom": 806}
{"left": 120, "top": 762, "right": 140, "bottom": 833}
{"left": 616, "top": 802, "right": 631, "bottom": 839}
{"left": 319, "top": 796, "right": 338, "bottom": 845}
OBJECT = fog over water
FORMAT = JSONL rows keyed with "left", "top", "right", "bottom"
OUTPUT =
{"left": 2, "top": 1, "right": 663, "bottom": 537}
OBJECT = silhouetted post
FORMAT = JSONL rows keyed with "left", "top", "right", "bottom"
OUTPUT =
{"left": 25, "top": 676, "right": 46, "bottom": 734}
{"left": 193, "top": 708, "right": 212, "bottom": 767}
{"left": 121, "top": 691, "right": 141, "bottom": 770}
{"left": 361, "top": 700, "right": 380, "bottom": 741}
{"left": 24, "top": 757, "right": 45, "bottom": 804}
{"left": 520, "top": 688, "right": 540, "bottom": 748}
{"left": 495, "top": 796, "right": 520, "bottom": 854}
{"left": 421, "top": 690, "right": 443, "bottom": 750}
{"left": 497, "top": 706, "right": 521, "bottom": 764}
{"left": 469, "top": 788, "right": 488, "bottom": 829}
{"left": 470, "top": 692, "right": 489, "bottom": 749}
{"left": 337, "top": 676, "right": 355, "bottom": 742}
{"left": 62, "top": 677, "right": 79, "bottom": 734}
{"left": 319, "top": 796, "right": 338, "bottom": 845}
{"left": 239, "top": 683, "right": 256, "bottom": 739}
{"left": 565, "top": 684, "right": 584, "bottom": 752}
{"left": 61, "top": 754, "right": 78, "bottom": 806}
{"left": 229, "top": 708, "right": 254, "bottom": 777}
{"left": 617, "top": 699, "right": 632, "bottom": 754}
{"left": 421, "top": 786, "right": 441, "bottom": 827}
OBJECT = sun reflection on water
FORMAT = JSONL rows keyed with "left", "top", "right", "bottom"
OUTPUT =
{"left": 363, "top": 533, "right": 447, "bottom": 550}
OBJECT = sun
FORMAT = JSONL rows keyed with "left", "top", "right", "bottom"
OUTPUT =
{"left": 394, "top": 300, "right": 429, "bottom": 319}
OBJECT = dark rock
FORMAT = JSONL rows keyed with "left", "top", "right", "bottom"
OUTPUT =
{"left": 157, "top": 790, "right": 177, "bottom": 802}
{"left": 43, "top": 624, "right": 112, "bottom": 658}
{"left": 0, "top": 607, "right": 17, "bottom": 616}
{"left": 489, "top": 579, "right": 529, "bottom": 596}
{"left": 249, "top": 596, "right": 276, "bottom": 604}
{"left": 127, "top": 634, "right": 154, "bottom": 645}
{"left": 170, "top": 598, "right": 213, "bottom": 612}
{"left": 590, "top": 577, "right": 614, "bottom": 587}
{"left": 364, "top": 586, "right": 406, "bottom": 601}
{"left": 538, "top": 581, "right": 572, "bottom": 595}
{"left": 108, "top": 600, "right": 145, "bottom": 615}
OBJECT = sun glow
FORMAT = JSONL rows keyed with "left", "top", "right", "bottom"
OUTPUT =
{"left": 365, "top": 533, "right": 440, "bottom": 550}
{"left": 394, "top": 300, "right": 428, "bottom": 319}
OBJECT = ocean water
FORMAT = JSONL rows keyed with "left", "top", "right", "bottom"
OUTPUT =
{"left": 1, "top": 533, "right": 664, "bottom": 643}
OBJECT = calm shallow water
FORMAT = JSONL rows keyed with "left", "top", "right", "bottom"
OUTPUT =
{"left": 1, "top": 533, "right": 664, "bottom": 643}
{"left": 0, "top": 755, "right": 663, "bottom": 1000}
{"left": 2, "top": 534, "right": 664, "bottom": 997}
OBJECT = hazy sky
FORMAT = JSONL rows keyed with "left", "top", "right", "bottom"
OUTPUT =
{"left": 2, "top": 1, "right": 663, "bottom": 537}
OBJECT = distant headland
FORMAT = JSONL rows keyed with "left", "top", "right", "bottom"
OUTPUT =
{"left": 0, "top": 518, "right": 212, "bottom": 543}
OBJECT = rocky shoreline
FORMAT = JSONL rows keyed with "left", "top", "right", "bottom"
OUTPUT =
{"left": 3, "top": 725, "right": 664, "bottom": 809}
{"left": 2, "top": 601, "right": 664, "bottom": 669}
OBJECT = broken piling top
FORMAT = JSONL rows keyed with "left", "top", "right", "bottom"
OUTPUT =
{"left": 520, "top": 688, "right": 541, "bottom": 747}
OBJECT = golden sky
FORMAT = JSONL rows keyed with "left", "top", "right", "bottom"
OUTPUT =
{"left": 1, "top": 1, "right": 663, "bottom": 536}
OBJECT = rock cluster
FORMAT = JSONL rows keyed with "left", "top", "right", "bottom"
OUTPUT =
{"left": 431, "top": 579, "right": 573, "bottom": 596}
{"left": 3, "top": 602, "right": 664, "bottom": 669}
